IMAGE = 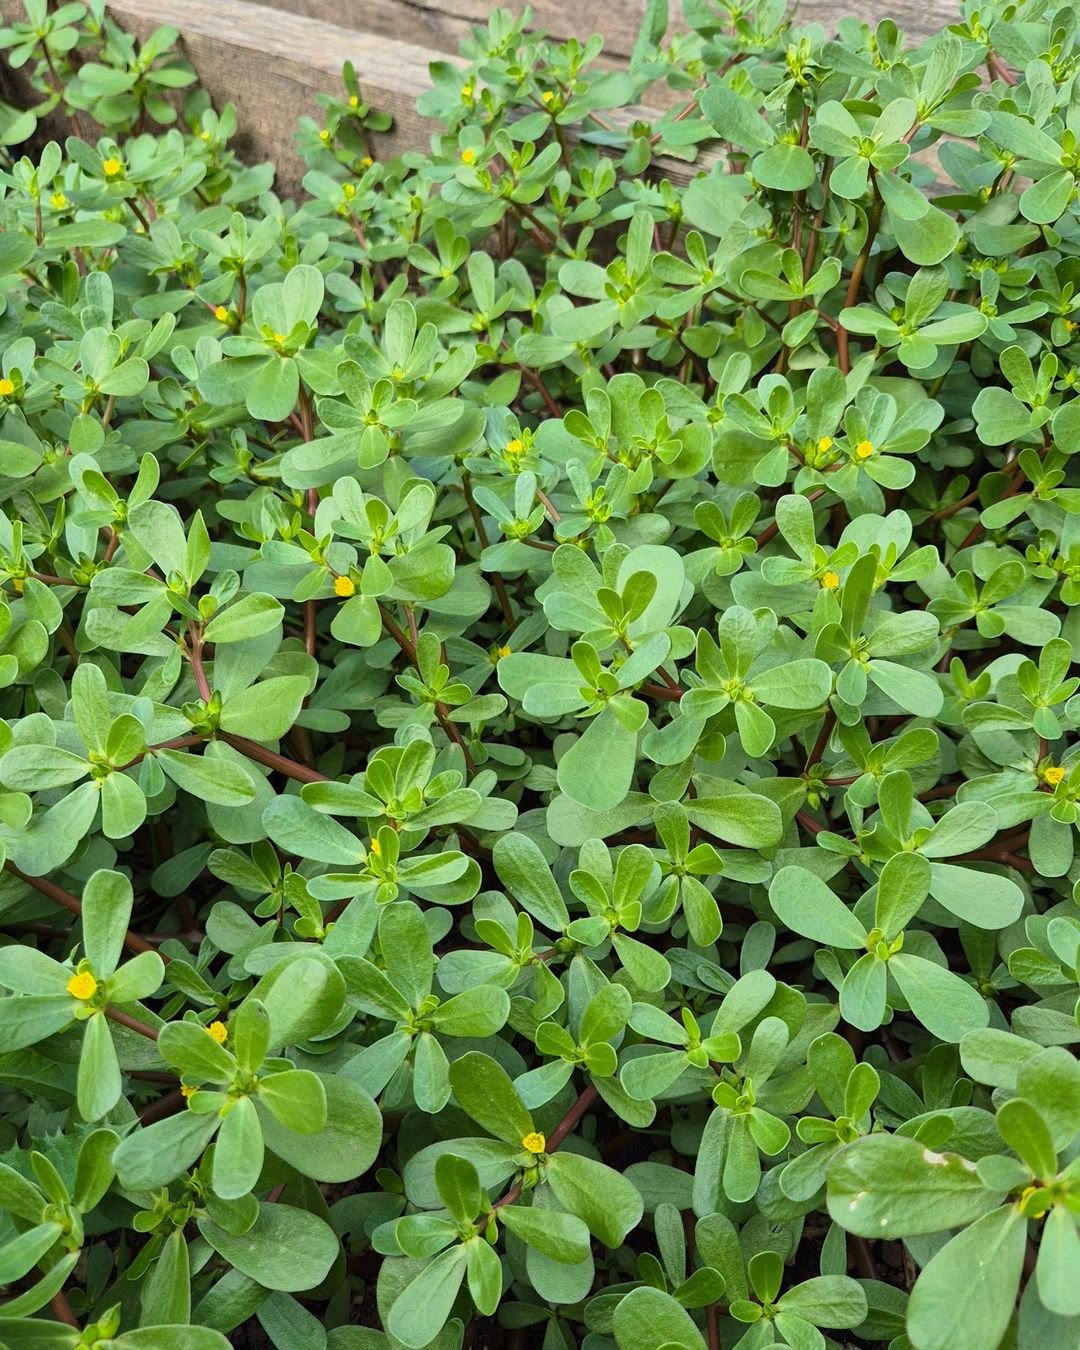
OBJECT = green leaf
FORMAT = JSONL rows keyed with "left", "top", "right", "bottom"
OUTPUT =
{"left": 888, "top": 953, "right": 989, "bottom": 1042}
{"left": 386, "top": 1246, "right": 468, "bottom": 1349}
{"left": 906, "top": 1205, "right": 1026, "bottom": 1350}
{"left": 448, "top": 1052, "right": 533, "bottom": 1145}
{"left": 199, "top": 1202, "right": 338, "bottom": 1292}
{"left": 544, "top": 1150, "right": 644, "bottom": 1247}
{"left": 827, "top": 1133, "right": 1002, "bottom": 1238}
{"left": 612, "top": 1286, "right": 707, "bottom": 1350}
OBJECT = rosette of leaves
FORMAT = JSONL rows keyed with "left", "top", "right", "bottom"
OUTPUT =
{"left": 0, "top": 0, "right": 1079, "bottom": 1345}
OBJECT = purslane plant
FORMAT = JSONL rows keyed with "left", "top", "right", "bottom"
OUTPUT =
{"left": 0, "top": 0, "right": 1078, "bottom": 1347}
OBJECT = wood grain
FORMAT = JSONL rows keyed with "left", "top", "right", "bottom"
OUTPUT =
{"left": 3, "top": 0, "right": 964, "bottom": 197}
{"left": 251, "top": 0, "right": 962, "bottom": 55}
{"left": 99, "top": 0, "right": 720, "bottom": 197}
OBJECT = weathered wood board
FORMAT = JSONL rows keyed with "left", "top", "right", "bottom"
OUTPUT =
{"left": 4, "top": 1, "right": 966, "bottom": 196}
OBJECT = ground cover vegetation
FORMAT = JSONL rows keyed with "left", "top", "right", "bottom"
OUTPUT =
{"left": 0, "top": 0, "right": 1078, "bottom": 1345}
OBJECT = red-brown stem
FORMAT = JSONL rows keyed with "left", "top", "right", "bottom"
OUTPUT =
{"left": 50, "top": 1289, "right": 80, "bottom": 1330}
{"left": 105, "top": 1005, "right": 160, "bottom": 1041}
{"left": 836, "top": 192, "right": 883, "bottom": 375}
{"left": 188, "top": 627, "right": 212, "bottom": 702}
{"left": 138, "top": 1087, "right": 183, "bottom": 1124}
{"left": 4, "top": 863, "right": 162, "bottom": 959}
{"left": 518, "top": 363, "right": 562, "bottom": 418}
{"left": 377, "top": 605, "right": 476, "bottom": 774}
{"left": 804, "top": 709, "right": 836, "bottom": 774}
{"left": 462, "top": 473, "right": 514, "bottom": 629}
{"left": 492, "top": 1083, "right": 598, "bottom": 1214}
{"left": 219, "top": 733, "right": 330, "bottom": 784}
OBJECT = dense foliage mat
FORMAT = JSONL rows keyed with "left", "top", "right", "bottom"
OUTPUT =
{"left": 0, "top": 0, "right": 1078, "bottom": 1346}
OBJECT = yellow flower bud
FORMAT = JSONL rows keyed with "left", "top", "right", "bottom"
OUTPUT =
{"left": 101, "top": 157, "right": 123, "bottom": 178}
{"left": 180, "top": 1084, "right": 197, "bottom": 1099}
{"left": 817, "top": 435, "right": 833, "bottom": 452}
{"left": 460, "top": 147, "right": 476, "bottom": 165}
{"left": 206, "top": 1020, "right": 228, "bottom": 1043}
{"left": 497, "top": 644, "right": 511, "bottom": 659}
{"left": 360, "top": 157, "right": 373, "bottom": 168}
{"left": 213, "top": 305, "right": 230, "bottom": 323}
{"left": 334, "top": 574, "right": 356, "bottom": 597}
{"left": 369, "top": 837, "right": 382, "bottom": 856}
{"left": 349, "top": 95, "right": 359, "bottom": 108}
{"left": 67, "top": 972, "right": 98, "bottom": 1001}
{"left": 50, "top": 192, "right": 68, "bottom": 210}
{"left": 1043, "top": 765, "right": 1066, "bottom": 786}
{"left": 0, "top": 378, "right": 14, "bottom": 398}
{"left": 820, "top": 570, "right": 840, "bottom": 590}
{"left": 319, "top": 129, "right": 331, "bottom": 143}
{"left": 541, "top": 91, "right": 555, "bottom": 104}
{"left": 521, "top": 1131, "right": 546, "bottom": 1154}
{"left": 506, "top": 438, "right": 523, "bottom": 455}
{"left": 854, "top": 439, "right": 874, "bottom": 460}
{"left": 461, "top": 84, "right": 473, "bottom": 99}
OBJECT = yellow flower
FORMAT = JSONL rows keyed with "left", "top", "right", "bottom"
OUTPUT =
{"left": 199, "top": 130, "right": 211, "bottom": 143}
{"left": 272, "top": 332, "right": 287, "bottom": 345}
{"left": 50, "top": 192, "right": 68, "bottom": 210}
{"left": 206, "top": 1020, "right": 227, "bottom": 1044}
{"left": 67, "top": 971, "right": 98, "bottom": 1001}
{"left": 360, "top": 156, "right": 373, "bottom": 168}
{"left": 369, "top": 837, "right": 382, "bottom": 856}
{"left": 854, "top": 439, "right": 874, "bottom": 460}
{"left": 1066, "top": 319, "right": 1077, "bottom": 332}
{"left": 460, "top": 147, "right": 476, "bottom": 165}
{"left": 334, "top": 574, "right": 356, "bottom": 597}
{"left": 319, "top": 129, "right": 331, "bottom": 143}
{"left": 101, "top": 157, "right": 123, "bottom": 178}
{"left": 0, "top": 378, "right": 14, "bottom": 398}
{"left": 521, "top": 1131, "right": 546, "bottom": 1154}
{"left": 1043, "top": 765, "right": 1066, "bottom": 786}
{"left": 817, "top": 435, "right": 833, "bottom": 452}
{"left": 213, "top": 305, "right": 230, "bottom": 323}
{"left": 506, "top": 437, "right": 523, "bottom": 456}
{"left": 342, "top": 182, "right": 356, "bottom": 200}
{"left": 180, "top": 1084, "right": 197, "bottom": 1099}
{"left": 541, "top": 91, "right": 555, "bottom": 104}
{"left": 497, "top": 644, "right": 511, "bottom": 659}
{"left": 461, "top": 84, "right": 473, "bottom": 99}
{"left": 820, "top": 570, "right": 840, "bottom": 590}
{"left": 349, "top": 95, "right": 359, "bottom": 108}
{"left": 11, "top": 576, "right": 24, "bottom": 593}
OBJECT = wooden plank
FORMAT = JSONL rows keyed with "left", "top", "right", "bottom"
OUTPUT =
{"left": 101, "top": 0, "right": 711, "bottom": 197}
{"left": 252, "top": 0, "right": 961, "bottom": 56}
{"left": 247, "top": 0, "right": 656, "bottom": 61}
